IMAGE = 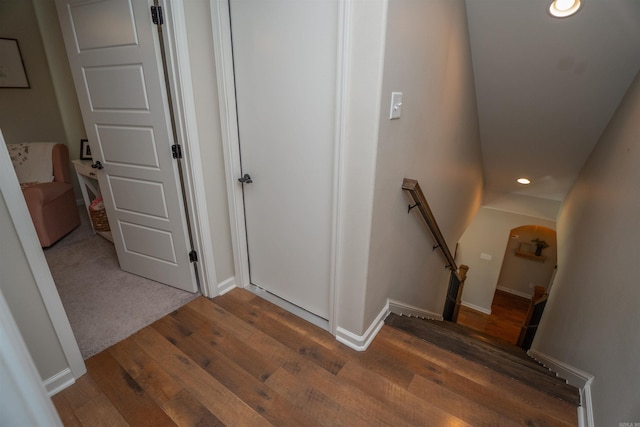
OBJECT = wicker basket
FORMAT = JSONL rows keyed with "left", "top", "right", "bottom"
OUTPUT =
{"left": 89, "top": 206, "right": 110, "bottom": 232}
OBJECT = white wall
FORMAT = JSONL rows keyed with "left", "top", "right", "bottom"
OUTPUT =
{"left": 458, "top": 207, "right": 555, "bottom": 312}
{"left": 0, "top": 130, "right": 84, "bottom": 393}
{"left": 0, "top": 1, "right": 68, "bottom": 146}
{"left": 364, "top": 0, "right": 484, "bottom": 327}
{"left": 334, "top": 0, "right": 388, "bottom": 334}
{"left": 0, "top": 194, "right": 68, "bottom": 381}
{"left": 32, "top": 0, "right": 86, "bottom": 165}
{"left": 483, "top": 190, "right": 561, "bottom": 220}
{"left": 533, "top": 71, "right": 640, "bottom": 425}
{"left": 183, "top": 0, "right": 235, "bottom": 283}
{"left": 0, "top": 287, "right": 62, "bottom": 426}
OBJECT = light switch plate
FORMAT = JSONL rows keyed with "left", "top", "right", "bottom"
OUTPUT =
{"left": 480, "top": 252, "right": 493, "bottom": 261}
{"left": 389, "top": 92, "right": 403, "bottom": 119}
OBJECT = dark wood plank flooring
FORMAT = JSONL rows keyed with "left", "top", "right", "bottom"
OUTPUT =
{"left": 385, "top": 313, "right": 580, "bottom": 405}
{"left": 52, "top": 289, "right": 578, "bottom": 426}
{"left": 457, "top": 289, "right": 531, "bottom": 345}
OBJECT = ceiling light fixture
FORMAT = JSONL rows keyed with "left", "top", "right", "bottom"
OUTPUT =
{"left": 517, "top": 178, "right": 531, "bottom": 185}
{"left": 549, "top": 0, "right": 582, "bottom": 18}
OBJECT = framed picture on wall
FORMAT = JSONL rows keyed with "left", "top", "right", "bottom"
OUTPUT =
{"left": 80, "top": 139, "right": 92, "bottom": 160}
{"left": 0, "top": 38, "right": 30, "bottom": 88}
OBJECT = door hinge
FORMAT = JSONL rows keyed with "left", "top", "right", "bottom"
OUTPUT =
{"left": 189, "top": 250, "right": 198, "bottom": 263}
{"left": 150, "top": 5, "right": 164, "bottom": 25}
{"left": 171, "top": 144, "right": 183, "bottom": 159}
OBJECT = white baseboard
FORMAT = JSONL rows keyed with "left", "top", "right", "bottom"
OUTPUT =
{"left": 461, "top": 300, "right": 492, "bottom": 315}
{"left": 44, "top": 368, "right": 75, "bottom": 396}
{"left": 388, "top": 299, "right": 442, "bottom": 320}
{"left": 217, "top": 276, "right": 236, "bottom": 295}
{"left": 336, "top": 301, "right": 389, "bottom": 352}
{"left": 527, "top": 349, "right": 594, "bottom": 427}
{"left": 496, "top": 286, "right": 532, "bottom": 299}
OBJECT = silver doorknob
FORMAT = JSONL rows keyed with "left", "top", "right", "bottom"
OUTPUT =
{"left": 91, "top": 161, "right": 104, "bottom": 170}
{"left": 238, "top": 174, "right": 252, "bottom": 184}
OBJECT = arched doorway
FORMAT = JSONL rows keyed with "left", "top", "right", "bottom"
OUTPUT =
{"left": 497, "top": 225, "right": 557, "bottom": 298}
{"left": 457, "top": 225, "right": 557, "bottom": 345}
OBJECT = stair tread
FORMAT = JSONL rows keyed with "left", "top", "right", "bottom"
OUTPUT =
{"left": 427, "top": 317, "right": 558, "bottom": 376}
{"left": 385, "top": 313, "right": 580, "bottom": 406}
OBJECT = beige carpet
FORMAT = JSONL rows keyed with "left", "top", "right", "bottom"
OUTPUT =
{"left": 44, "top": 208, "right": 199, "bottom": 359}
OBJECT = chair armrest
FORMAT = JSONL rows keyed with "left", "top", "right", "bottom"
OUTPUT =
{"left": 22, "top": 182, "right": 72, "bottom": 206}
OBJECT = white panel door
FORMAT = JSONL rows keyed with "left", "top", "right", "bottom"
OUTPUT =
{"left": 230, "top": 0, "right": 338, "bottom": 319}
{"left": 56, "top": 0, "right": 197, "bottom": 292}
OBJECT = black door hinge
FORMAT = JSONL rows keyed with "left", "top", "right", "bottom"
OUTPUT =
{"left": 150, "top": 5, "right": 164, "bottom": 25}
{"left": 189, "top": 250, "right": 198, "bottom": 263}
{"left": 172, "top": 144, "right": 183, "bottom": 159}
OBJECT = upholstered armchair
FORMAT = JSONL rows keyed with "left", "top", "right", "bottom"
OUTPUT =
{"left": 9, "top": 143, "right": 80, "bottom": 247}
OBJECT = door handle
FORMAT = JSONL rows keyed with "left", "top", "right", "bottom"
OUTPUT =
{"left": 238, "top": 173, "right": 252, "bottom": 184}
{"left": 91, "top": 161, "right": 104, "bottom": 170}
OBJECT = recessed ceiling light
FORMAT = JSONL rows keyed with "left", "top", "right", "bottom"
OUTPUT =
{"left": 517, "top": 178, "right": 531, "bottom": 185}
{"left": 549, "top": 0, "right": 582, "bottom": 18}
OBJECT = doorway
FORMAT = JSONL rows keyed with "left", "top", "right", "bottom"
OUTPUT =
{"left": 457, "top": 225, "right": 557, "bottom": 345}
{"left": 55, "top": 0, "right": 199, "bottom": 293}
{"left": 38, "top": 2, "right": 208, "bottom": 355}
{"left": 43, "top": 207, "right": 197, "bottom": 358}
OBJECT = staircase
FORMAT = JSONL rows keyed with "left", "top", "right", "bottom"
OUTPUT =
{"left": 385, "top": 313, "right": 580, "bottom": 406}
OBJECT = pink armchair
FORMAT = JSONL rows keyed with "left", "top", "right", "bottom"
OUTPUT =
{"left": 19, "top": 144, "right": 81, "bottom": 247}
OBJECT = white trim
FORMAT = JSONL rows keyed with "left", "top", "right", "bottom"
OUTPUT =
{"left": 210, "top": 0, "right": 347, "bottom": 331}
{"left": 388, "top": 299, "right": 443, "bottom": 320}
{"left": 0, "top": 287, "right": 62, "bottom": 426}
{"left": 496, "top": 285, "right": 532, "bottom": 300}
{"left": 44, "top": 368, "right": 75, "bottom": 396}
{"left": 336, "top": 301, "right": 389, "bottom": 351}
{"left": 210, "top": 0, "right": 250, "bottom": 290}
{"left": 328, "top": 0, "right": 350, "bottom": 336}
{"left": 160, "top": 0, "right": 218, "bottom": 297}
{"left": 527, "top": 349, "right": 594, "bottom": 427}
{"left": 461, "top": 300, "right": 492, "bottom": 315}
{"left": 217, "top": 276, "right": 236, "bottom": 296}
{"left": 0, "top": 137, "right": 86, "bottom": 384}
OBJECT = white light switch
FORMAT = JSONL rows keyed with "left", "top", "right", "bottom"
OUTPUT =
{"left": 480, "top": 252, "right": 493, "bottom": 261}
{"left": 389, "top": 92, "right": 403, "bottom": 119}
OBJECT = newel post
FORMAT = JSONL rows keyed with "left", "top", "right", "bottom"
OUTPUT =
{"left": 452, "top": 264, "right": 469, "bottom": 322}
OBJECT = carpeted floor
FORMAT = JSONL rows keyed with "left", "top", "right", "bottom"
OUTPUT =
{"left": 44, "top": 208, "right": 199, "bottom": 359}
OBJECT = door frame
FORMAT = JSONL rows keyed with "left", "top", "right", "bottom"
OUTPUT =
{"left": 209, "top": 0, "right": 351, "bottom": 333}
{"left": 159, "top": 0, "right": 218, "bottom": 297}
{"left": 0, "top": 286, "right": 62, "bottom": 425}
{"left": 0, "top": 135, "right": 86, "bottom": 392}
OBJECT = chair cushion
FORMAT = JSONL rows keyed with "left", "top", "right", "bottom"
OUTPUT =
{"left": 7, "top": 143, "right": 57, "bottom": 184}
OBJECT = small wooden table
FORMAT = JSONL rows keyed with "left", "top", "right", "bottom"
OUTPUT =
{"left": 72, "top": 159, "right": 113, "bottom": 242}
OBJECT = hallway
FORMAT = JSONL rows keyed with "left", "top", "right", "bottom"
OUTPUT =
{"left": 52, "top": 288, "right": 578, "bottom": 426}
{"left": 457, "top": 290, "right": 530, "bottom": 345}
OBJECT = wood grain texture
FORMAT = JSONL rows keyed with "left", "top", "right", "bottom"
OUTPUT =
{"left": 53, "top": 289, "right": 577, "bottom": 426}
{"left": 386, "top": 313, "right": 580, "bottom": 405}
{"left": 458, "top": 289, "right": 531, "bottom": 344}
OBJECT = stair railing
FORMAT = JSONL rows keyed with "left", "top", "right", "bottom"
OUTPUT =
{"left": 402, "top": 178, "right": 469, "bottom": 321}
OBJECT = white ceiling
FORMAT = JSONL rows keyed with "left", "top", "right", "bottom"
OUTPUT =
{"left": 465, "top": 0, "right": 640, "bottom": 202}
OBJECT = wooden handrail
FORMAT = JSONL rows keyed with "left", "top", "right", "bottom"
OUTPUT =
{"left": 402, "top": 178, "right": 458, "bottom": 277}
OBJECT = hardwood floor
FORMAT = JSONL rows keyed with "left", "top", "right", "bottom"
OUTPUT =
{"left": 457, "top": 289, "right": 531, "bottom": 345}
{"left": 52, "top": 288, "right": 577, "bottom": 426}
{"left": 385, "top": 314, "right": 580, "bottom": 405}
